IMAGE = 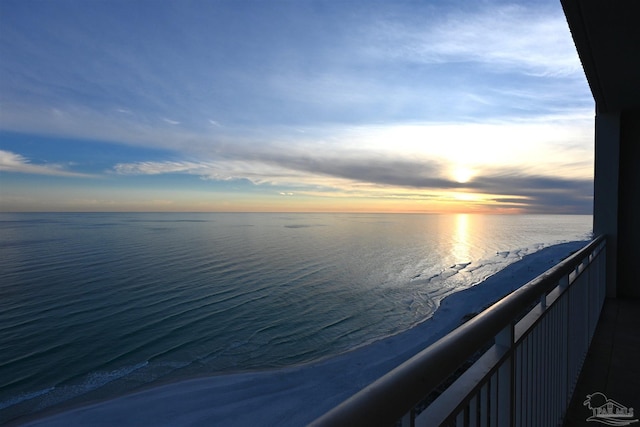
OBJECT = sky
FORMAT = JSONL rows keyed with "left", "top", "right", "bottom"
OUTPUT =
{"left": 0, "top": 0, "right": 595, "bottom": 213}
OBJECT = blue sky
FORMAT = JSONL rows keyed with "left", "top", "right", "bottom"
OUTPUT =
{"left": 0, "top": 0, "right": 594, "bottom": 213}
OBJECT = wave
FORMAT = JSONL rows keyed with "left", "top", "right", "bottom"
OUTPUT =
{"left": 0, "top": 362, "right": 149, "bottom": 416}
{"left": 0, "top": 388, "right": 55, "bottom": 412}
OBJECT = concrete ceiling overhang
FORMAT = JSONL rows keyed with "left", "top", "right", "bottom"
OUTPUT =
{"left": 561, "top": 0, "right": 640, "bottom": 113}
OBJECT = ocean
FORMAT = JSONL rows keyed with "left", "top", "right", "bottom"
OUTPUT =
{"left": 0, "top": 213, "right": 592, "bottom": 424}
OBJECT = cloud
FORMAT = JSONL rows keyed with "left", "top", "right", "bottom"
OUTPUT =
{"left": 112, "top": 158, "right": 316, "bottom": 185}
{"left": 111, "top": 148, "right": 592, "bottom": 213}
{"left": 471, "top": 172, "right": 593, "bottom": 213}
{"left": 0, "top": 150, "right": 92, "bottom": 177}
{"left": 113, "top": 160, "right": 202, "bottom": 176}
{"left": 0, "top": 0, "right": 590, "bottom": 140}
{"left": 107, "top": 110, "right": 594, "bottom": 214}
{"left": 112, "top": 153, "right": 448, "bottom": 187}
{"left": 252, "top": 151, "right": 446, "bottom": 187}
{"left": 369, "top": 4, "right": 582, "bottom": 77}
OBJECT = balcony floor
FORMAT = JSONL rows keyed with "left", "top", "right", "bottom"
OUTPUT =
{"left": 563, "top": 297, "right": 640, "bottom": 426}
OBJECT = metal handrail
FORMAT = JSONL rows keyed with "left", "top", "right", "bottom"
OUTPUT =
{"left": 308, "top": 235, "right": 605, "bottom": 427}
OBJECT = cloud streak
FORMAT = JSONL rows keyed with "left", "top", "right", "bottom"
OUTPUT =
{"left": 0, "top": 150, "right": 92, "bottom": 177}
{"left": 0, "top": 1, "right": 591, "bottom": 136}
{"left": 369, "top": 4, "right": 582, "bottom": 77}
{"left": 112, "top": 150, "right": 592, "bottom": 213}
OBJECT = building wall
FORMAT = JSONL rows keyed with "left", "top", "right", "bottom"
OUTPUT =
{"left": 593, "top": 112, "right": 620, "bottom": 297}
{"left": 617, "top": 109, "right": 640, "bottom": 297}
{"left": 594, "top": 109, "right": 640, "bottom": 297}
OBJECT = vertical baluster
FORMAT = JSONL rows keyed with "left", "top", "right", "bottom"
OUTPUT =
{"left": 562, "top": 287, "right": 569, "bottom": 421}
{"left": 514, "top": 344, "right": 522, "bottom": 427}
{"left": 546, "top": 307, "right": 552, "bottom": 426}
{"left": 525, "top": 335, "right": 530, "bottom": 427}
{"left": 542, "top": 313, "right": 548, "bottom": 424}
{"left": 490, "top": 371, "right": 498, "bottom": 427}
{"left": 547, "top": 306, "right": 554, "bottom": 425}
{"left": 469, "top": 395, "right": 478, "bottom": 427}
{"left": 550, "top": 303, "right": 556, "bottom": 425}
{"left": 551, "top": 302, "right": 558, "bottom": 424}
{"left": 529, "top": 331, "right": 534, "bottom": 427}
{"left": 522, "top": 334, "right": 534, "bottom": 426}
{"left": 567, "top": 278, "right": 575, "bottom": 396}
{"left": 480, "top": 383, "right": 489, "bottom": 427}
{"left": 532, "top": 328, "right": 537, "bottom": 427}
{"left": 496, "top": 325, "right": 513, "bottom": 427}
{"left": 560, "top": 300, "right": 565, "bottom": 422}
{"left": 584, "top": 260, "right": 589, "bottom": 350}
{"left": 538, "top": 319, "right": 544, "bottom": 427}
{"left": 455, "top": 406, "right": 465, "bottom": 427}
{"left": 560, "top": 274, "right": 569, "bottom": 417}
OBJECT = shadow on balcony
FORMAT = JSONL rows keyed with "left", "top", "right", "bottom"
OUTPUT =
{"left": 564, "top": 297, "right": 640, "bottom": 426}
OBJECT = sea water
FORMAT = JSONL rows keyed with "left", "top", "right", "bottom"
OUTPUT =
{"left": 0, "top": 213, "right": 591, "bottom": 423}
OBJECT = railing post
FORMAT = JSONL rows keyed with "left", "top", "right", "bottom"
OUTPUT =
{"left": 559, "top": 273, "right": 570, "bottom": 417}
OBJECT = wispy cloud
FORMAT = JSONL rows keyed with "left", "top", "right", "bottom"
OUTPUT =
{"left": 369, "top": 4, "right": 582, "bottom": 77}
{"left": 0, "top": 150, "right": 92, "bottom": 177}
{"left": 113, "top": 161, "right": 202, "bottom": 176}
{"left": 0, "top": 1, "right": 590, "bottom": 137}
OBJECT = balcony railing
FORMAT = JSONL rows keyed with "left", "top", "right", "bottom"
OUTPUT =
{"left": 309, "top": 235, "right": 606, "bottom": 427}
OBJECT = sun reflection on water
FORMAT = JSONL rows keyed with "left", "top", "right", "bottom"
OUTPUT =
{"left": 452, "top": 213, "right": 471, "bottom": 263}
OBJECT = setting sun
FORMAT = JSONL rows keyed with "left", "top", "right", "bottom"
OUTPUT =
{"left": 452, "top": 166, "right": 474, "bottom": 184}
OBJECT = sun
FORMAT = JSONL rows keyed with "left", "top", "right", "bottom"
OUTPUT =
{"left": 452, "top": 166, "right": 474, "bottom": 184}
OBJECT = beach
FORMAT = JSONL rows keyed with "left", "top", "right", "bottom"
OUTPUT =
{"left": 18, "top": 240, "right": 587, "bottom": 427}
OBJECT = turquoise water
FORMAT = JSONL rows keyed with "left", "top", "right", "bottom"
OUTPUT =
{"left": 0, "top": 213, "right": 591, "bottom": 423}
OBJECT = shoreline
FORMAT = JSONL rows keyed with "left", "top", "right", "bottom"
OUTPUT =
{"left": 17, "top": 240, "right": 588, "bottom": 427}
